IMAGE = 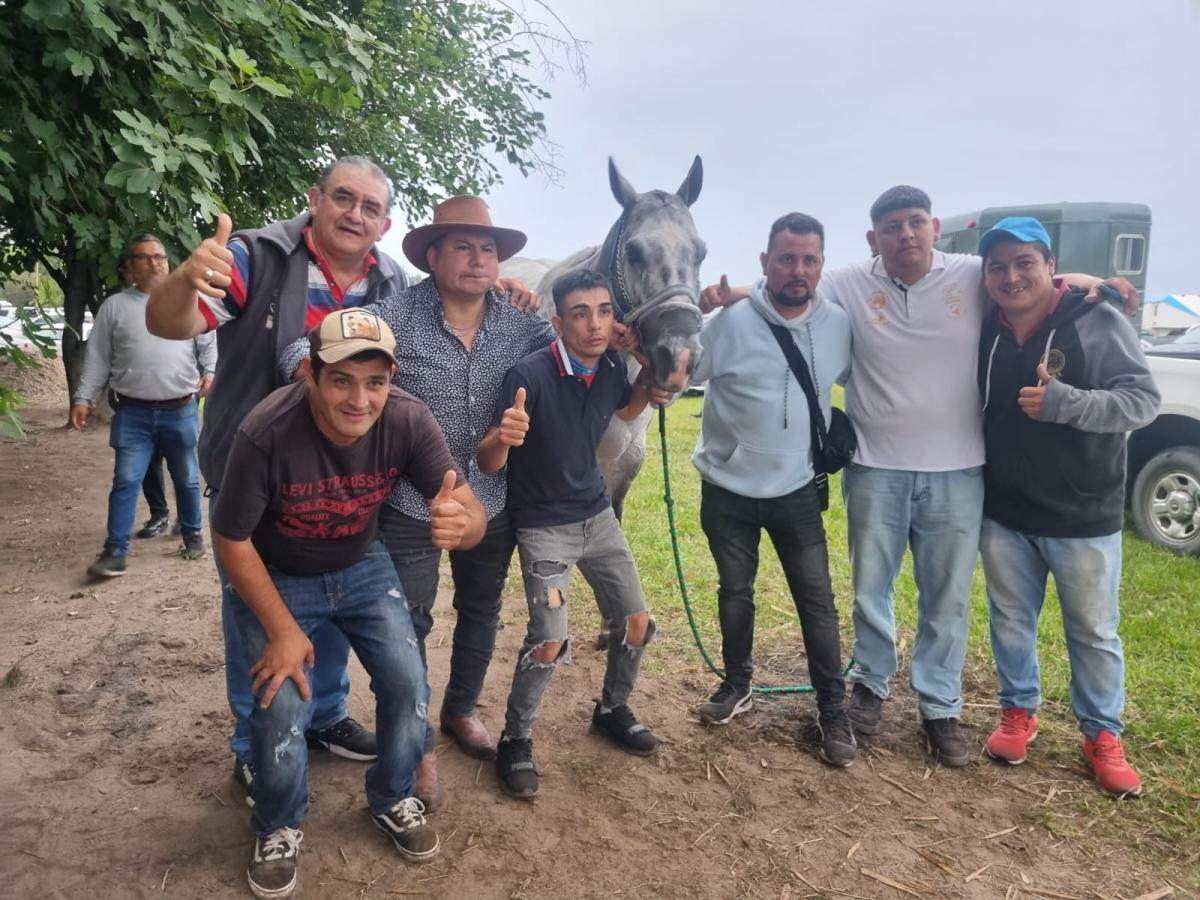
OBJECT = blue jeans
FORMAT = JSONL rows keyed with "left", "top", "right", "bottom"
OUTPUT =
{"left": 105, "top": 401, "right": 202, "bottom": 557}
{"left": 843, "top": 464, "right": 984, "bottom": 719}
{"left": 212, "top": 493, "right": 353, "bottom": 762}
{"left": 979, "top": 518, "right": 1125, "bottom": 739}
{"left": 227, "top": 542, "right": 428, "bottom": 837}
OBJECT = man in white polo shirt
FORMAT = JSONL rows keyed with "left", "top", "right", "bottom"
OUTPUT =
{"left": 821, "top": 186, "right": 989, "bottom": 765}
{"left": 702, "top": 186, "right": 1136, "bottom": 767}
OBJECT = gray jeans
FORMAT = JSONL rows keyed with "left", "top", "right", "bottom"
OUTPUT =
{"left": 504, "top": 506, "right": 656, "bottom": 739}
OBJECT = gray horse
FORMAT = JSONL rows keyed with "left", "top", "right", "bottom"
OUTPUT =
{"left": 502, "top": 156, "right": 706, "bottom": 518}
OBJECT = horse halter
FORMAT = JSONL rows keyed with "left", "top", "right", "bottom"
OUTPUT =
{"left": 606, "top": 211, "right": 703, "bottom": 330}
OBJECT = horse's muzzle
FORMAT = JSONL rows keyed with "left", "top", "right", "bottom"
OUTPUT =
{"left": 637, "top": 300, "right": 703, "bottom": 393}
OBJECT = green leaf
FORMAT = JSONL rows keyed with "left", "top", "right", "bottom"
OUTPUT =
{"left": 230, "top": 47, "right": 258, "bottom": 75}
{"left": 70, "top": 52, "right": 95, "bottom": 79}
{"left": 103, "top": 159, "right": 139, "bottom": 188}
{"left": 208, "top": 78, "right": 239, "bottom": 106}
{"left": 175, "top": 134, "right": 213, "bottom": 153}
{"left": 113, "top": 109, "right": 143, "bottom": 129}
{"left": 250, "top": 75, "right": 290, "bottom": 98}
{"left": 0, "top": 408, "right": 29, "bottom": 441}
{"left": 21, "top": 0, "right": 70, "bottom": 23}
{"left": 127, "top": 166, "right": 163, "bottom": 194}
{"left": 183, "top": 151, "right": 216, "bottom": 182}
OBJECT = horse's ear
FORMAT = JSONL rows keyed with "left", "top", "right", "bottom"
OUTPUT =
{"left": 675, "top": 156, "right": 703, "bottom": 207}
{"left": 609, "top": 157, "right": 638, "bottom": 209}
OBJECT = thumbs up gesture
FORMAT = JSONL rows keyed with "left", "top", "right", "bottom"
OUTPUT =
{"left": 700, "top": 274, "right": 733, "bottom": 313}
{"left": 428, "top": 469, "right": 469, "bottom": 549}
{"left": 187, "top": 213, "right": 234, "bottom": 300}
{"left": 498, "top": 387, "right": 530, "bottom": 447}
{"left": 1017, "top": 363, "right": 1051, "bottom": 420}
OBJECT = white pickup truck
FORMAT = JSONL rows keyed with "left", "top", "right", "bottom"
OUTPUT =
{"left": 1128, "top": 351, "right": 1200, "bottom": 555}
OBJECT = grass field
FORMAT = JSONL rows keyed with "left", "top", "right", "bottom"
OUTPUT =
{"left": 598, "top": 393, "right": 1200, "bottom": 856}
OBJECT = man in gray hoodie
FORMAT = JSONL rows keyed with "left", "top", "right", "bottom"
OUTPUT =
{"left": 690, "top": 213, "right": 856, "bottom": 767}
{"left": 975, "top": 217, "right": 1158, "bottom": 797}
{"left": 71, "top": 233, "right": 215, "bottom": 577}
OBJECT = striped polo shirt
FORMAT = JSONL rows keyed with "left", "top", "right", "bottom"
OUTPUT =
{"left": 197, "top": 226, "right": 378, "bottom": 333}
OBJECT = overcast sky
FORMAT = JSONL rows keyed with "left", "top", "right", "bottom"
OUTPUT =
{"left": 379, "top": 0, "right": 1200, "bottom": 301}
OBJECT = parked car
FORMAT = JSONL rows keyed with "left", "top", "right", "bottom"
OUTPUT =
{"left": 0, "top": 305, "right": 92, "bottom": 349}
{"left": 1140, "top": 327, "right": 1200, "bottom": 360}
{"left": 1127, "top": 352, "right": 1200, "bottom": 555}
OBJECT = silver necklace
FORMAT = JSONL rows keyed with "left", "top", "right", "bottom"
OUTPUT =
{"left": 445, "top": 306, "right": 485, "bottom": 333}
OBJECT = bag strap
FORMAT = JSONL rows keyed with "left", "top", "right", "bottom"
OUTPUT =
{"left": 767, "top": 322, "right": 830, "bottom": 475}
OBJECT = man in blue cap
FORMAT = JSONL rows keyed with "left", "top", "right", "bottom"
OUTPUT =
{"left": 976, "top": 217, "right": 1158, "bottom": 797}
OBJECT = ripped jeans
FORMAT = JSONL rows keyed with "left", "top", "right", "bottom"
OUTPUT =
{"left": 504, "top": 506, "right": 655, "bottom": 739}
{"left": 227, "top": 542, "right": 428, "bottom": 837}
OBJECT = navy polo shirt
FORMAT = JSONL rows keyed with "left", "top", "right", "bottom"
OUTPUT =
{"left": 496, "top": 343, "right": 631, "bottom": 529}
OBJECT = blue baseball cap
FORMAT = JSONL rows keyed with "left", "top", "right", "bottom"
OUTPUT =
{"left": 978, "top": 216, "right": 1053, "bottom": 261}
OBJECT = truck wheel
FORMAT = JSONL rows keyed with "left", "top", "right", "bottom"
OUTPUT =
{"left": 1131, "top": 447, "right": 1200, "bottom": 556}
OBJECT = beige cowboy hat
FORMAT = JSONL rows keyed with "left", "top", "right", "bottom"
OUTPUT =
{"left": 402, "top": 195, "right": 527, "bottom": 273}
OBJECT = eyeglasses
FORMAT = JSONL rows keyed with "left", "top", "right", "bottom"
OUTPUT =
{"left": 130, "top": 253, "right": 168, "bottom": 263}
{"left": 322, "top": 189, "right": 387, "bottom": 221}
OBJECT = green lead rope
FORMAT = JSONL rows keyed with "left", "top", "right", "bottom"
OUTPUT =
{"left": 657, "top": 405, "right": 853, "bottom": 695}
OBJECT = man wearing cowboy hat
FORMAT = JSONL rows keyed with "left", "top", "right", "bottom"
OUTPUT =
{"left": 148, "top": 159, "right": 533, "bottom": 805}
{"left": 279, "top": 194, "right": 556, "bottom": 808}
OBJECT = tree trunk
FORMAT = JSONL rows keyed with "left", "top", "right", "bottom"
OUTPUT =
{"left": 60, "top": 239, "right": 104, "bottom": 405}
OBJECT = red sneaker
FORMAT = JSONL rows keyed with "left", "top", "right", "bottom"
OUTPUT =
{"left": 1082, "top": 731, "right": 1143, "bottom": 797}
{"left": 986, "top": 708, "right": 1038, "bottom": 765}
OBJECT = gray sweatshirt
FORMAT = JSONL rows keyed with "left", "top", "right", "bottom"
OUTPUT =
{"left": 978, "top": 286, "right": 1160, "bottom": 537}
{"left": 74, "top": 288, "right": 216, "bottom": 404}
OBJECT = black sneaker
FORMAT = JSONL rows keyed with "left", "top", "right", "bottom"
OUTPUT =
{"left": 591, "top": 702, "right": 660, "bottom": 756}
{"left": 497, "top": 733, "right": 539, "bottom": 798}
{"left": 86, "top": 552, "right": 126, "bottom": 578}
{"left": 181, "top": 532, "right": 206, "bottom": 560}
{"left": 923, "top": 717, "right": 970, "bottom": 767}
{"left": 234, "top": 758, "right": 256, "bottom": 808}
{"left": 305, "top": 716, "right": 377, "bottom": 761}
{"left": 698, "top": 683, "right": 753, "bottom": 725}
{"left": 848, "top": 683, "right": 883, "bottom": 735}
{"left": 371, "top": 798, "right": 440, "bottom": 862}
{"left": 817, "top": 709, "right": 858, "bottom": 768}
{"left": 171, "top": 519, "right": 182, "bottom": 537}
{"left": 136, "top": 514, "right": 170, "bottom": 539}
{"left": 247, "top": 827, "right": 302, "bottom": 899}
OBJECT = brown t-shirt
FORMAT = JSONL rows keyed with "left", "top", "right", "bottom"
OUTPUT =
{"left": 213, "top": 381, "right": 462, "bottom": 576}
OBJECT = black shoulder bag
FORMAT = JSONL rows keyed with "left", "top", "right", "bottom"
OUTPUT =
{"left": 766, "top": 323, "right": 857, "bottom": 510}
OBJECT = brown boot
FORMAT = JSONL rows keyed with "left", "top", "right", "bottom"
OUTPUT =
{"left": 413, "top": 751, "right": 445, "bottom": 813}
{"left": 440, "top": 712, "right": 498, "bottom": 760}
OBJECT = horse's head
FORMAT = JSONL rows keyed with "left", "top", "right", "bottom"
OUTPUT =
{"left": 603, "top": 157, "right": 705, "bottom": 393}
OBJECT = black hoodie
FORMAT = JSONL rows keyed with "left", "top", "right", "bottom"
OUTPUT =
{"left": 978, "top": 286, "right": 1159, "bottom": 537}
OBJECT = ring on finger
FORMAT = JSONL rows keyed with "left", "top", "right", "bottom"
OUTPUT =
{"left": 204, "top": 268, "right": 215, "bottom": 280}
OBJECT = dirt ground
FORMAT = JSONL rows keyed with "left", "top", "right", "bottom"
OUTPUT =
{"left": 1, "top": 360, "right": 1193, "bottom": 900}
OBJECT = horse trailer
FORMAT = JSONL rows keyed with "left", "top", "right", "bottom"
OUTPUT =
{"left": 936, "top": 201, "right": 1151, "bottom": 330}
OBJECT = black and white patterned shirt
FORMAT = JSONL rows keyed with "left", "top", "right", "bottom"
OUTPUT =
{"left": 280, "top": 278, "right": 555, "bottom": 521}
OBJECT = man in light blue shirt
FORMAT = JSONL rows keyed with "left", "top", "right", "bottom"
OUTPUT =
{"left": 691, "top": 213, "right": 855, "bottom": 768}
